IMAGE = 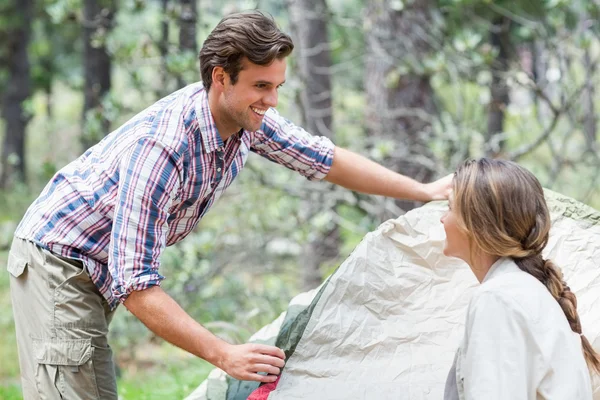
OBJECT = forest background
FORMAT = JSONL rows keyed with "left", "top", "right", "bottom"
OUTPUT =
{"left": 1, "top": 0, "right": 599, "bottom": 398}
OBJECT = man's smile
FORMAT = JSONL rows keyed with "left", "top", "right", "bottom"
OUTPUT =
{"left": 251, "top": 106, "right": 267, "bottom": 115}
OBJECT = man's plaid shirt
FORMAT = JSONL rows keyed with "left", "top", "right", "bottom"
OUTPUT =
{"left": 15, "top": 83, "right": 334, "bottom": 309}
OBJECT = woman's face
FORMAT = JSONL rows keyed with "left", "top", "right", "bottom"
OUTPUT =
{"left": 440, "top": 192, "right": 471, "bottom": 263}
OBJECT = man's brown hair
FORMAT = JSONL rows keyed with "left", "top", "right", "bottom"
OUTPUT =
{"left": 199, "top": 10, "right": 294, "bottom": 91}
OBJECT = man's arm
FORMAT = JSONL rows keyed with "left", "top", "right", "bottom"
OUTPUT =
{"left": 325, "top": 146, "right": 452, "bottom": 202}
{"left": 124, "top": 286, "right": 285, "bottom": 383}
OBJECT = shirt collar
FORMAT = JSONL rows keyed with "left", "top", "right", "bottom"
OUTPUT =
{"left": 195, "top": 86, "right": 246, "bottom": 152}
{"left": 195, "top": 86, "right": 225, "bottom": 153}
{"left": 481, "top": 257, "right": 518, "bottom": 283}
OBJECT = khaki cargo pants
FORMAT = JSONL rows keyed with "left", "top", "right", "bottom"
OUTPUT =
{"left": 8, "top": 238, "right": 118, "bottom": 399}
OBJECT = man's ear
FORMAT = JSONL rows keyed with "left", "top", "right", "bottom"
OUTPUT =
{"left": 212, "top": 66, "right": 227, "bottom": 90}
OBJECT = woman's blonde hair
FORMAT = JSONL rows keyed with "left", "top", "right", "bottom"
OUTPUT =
{"left": 453, "top": 158, "right": 600, "bottom": 374}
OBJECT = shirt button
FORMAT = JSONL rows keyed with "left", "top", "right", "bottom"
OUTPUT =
{"left": 217, "top": 168, "right": 221, "bottom": 172}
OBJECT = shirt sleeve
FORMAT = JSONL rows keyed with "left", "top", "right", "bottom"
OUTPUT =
{"left": 250, "top": 108, "right": 335, "bottom": 181}
{"left": 461, "top": 291, "right": 536, "bottom": 400}
{"left": 108, "top": 137, "right": 183, "bottom": 303}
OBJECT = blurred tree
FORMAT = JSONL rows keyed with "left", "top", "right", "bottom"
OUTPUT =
{"left": 0, "top": 1, "right": 598, "bottom": 393}
{"left": 288, "top": 0, "right": 339, "bottom": 290}
{"left": 31, "top": 4, "right": 82, "bottom": 176}
{"left": 364, "top": 0, "right": 439, "bottom": 215}
{"left": 158, "top": 0, "right": 171, "bottom": 97}
{"left": 582, "top": 45, "right": 596, "bottom": 149}
{"left": 579, "top": 4, "right": 597, "bottom": 150}
{"left": 82, "top": 0, "right": 116, "bottom": 150}
{"left": 0, "top": 0, "right": 33, "bottom": 189}
{"left": 31, "top": 17, "right": 57, "bottom": 124}
{"left": 177, "top": 0, "right": 198, "bottom": 88}
{"left": 486, "top": 15, "right": 511, "bottom": 157}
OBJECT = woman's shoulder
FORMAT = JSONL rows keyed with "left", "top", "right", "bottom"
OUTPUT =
{"left": 479, "top": 259, "right": 548, "bottom": 297}
{"left": 473, "top": 263, "right": 563, "bottom": 325}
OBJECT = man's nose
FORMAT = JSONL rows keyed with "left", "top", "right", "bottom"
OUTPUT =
{"left": 264, "top": 88, "right": 278, "bottom": 108}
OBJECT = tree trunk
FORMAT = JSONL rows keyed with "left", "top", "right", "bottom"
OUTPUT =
{"left": 582, "top": 47, "right": 596, "bottom": 149}
{"left": 82, "top": 0, "right": 115, "bottom": 150}
{"left": 177, "top": 0, "right": 198, "bottom": 88}
{"left": 0, "top": 0, "right": 33, "bottom": 189}
{"left": 288, "top": 0, "right": 333, "bottom": 137}
{"left": 365, "top": 0, "right": 437, "bottom": 216}
{"left": 486, "top": 16, "right": 511, "bottom": 157}
{"left": 158, "top": 0, "right": 171, "bottom": 97}
{"left": 288, "top": 0, "right": 338, "bottom": 291}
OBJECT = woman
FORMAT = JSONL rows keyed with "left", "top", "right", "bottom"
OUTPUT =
{"left": 441, "top": 158, "right": 599, "bottom": 399}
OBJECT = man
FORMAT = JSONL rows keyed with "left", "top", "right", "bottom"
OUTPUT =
{"left": 8, "top": 10, "right": 451, "bottom": 399}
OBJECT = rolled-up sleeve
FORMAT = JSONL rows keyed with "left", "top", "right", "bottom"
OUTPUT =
{"left": 109, "top": 137, "right": 183, "bottom": 303}
{"left": 251, "top": 108, "right": 335, "bottom": 181}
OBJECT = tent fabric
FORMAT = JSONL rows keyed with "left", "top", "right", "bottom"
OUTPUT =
{"left": 186, "top": 191, "right": 600, "bottom": 400}
{"left": 186, "top": 290, "right": 320, "bottom": 400}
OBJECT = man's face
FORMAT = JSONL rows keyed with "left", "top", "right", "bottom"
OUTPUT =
{"left": 219, "top": 57, "right": 287, "bottom": 133}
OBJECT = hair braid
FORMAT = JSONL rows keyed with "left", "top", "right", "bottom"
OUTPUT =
{"left": 516, "top": 255, "right": 600, "bottom": 374}
{"left": 453, "top": 158, "right": 600, "bottom": 375}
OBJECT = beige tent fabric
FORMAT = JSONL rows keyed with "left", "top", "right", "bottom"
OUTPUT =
{"left": 187, "top": 191, "right": 600, "bottom": 399}
{"left": 269, "top": 193, "right": 600, "bottom": 399}
{"left": 185, "top": 290, "right": 320, "bottom": 400}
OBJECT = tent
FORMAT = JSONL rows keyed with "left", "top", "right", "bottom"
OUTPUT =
{"left": 186, "top": 190, "right": 600, "bottom": 400}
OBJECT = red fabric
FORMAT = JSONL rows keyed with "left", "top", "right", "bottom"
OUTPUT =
{"left": 247, "top": 375, "right": 281, "bottom": 400}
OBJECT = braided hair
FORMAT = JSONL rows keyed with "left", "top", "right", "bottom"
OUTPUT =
{"left": 452, "top": 158, "right": 600, "bottom": 374}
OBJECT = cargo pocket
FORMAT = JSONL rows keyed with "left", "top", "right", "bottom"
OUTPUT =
{"left": 7, "top": 252, "right": 27, "bottom": 278}
{"left": 33, "top": 338, "right": 100, "bottom": 400}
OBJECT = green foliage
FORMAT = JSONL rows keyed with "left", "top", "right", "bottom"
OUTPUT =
{"left": 1, "top": 0, "right": 600, "bottom": 396}
{"left": 165, "top": 50, "right": 199, "bottom": 84}
{"left": 36, "top": 0, "right": 83, "bottom": 85}
{"left": 0, "top": 250, "right": 19, "bottom": 382}
{"left": 0, "top": 251, "right": 20, "bottom": 386}
{"left": 0, "top": 385, "right": 22, "bottom": 400}
{"left": 0, "top": 183, "right": 34, "bottom": 223}
{"left": 438, "top": 0, "right": 547, "bottom": 21}
{"left": 45, "top": 0, "right": 82, "bottom": 23}
{"left": 0, "top": 3, "right": 25, "bottom": 94}
{"left": 117, "top": 357, "right": 213, "bottom": 400}
{"left": 327, "top": 0, "right": 366, "bottom": 90}
{"left": 82, "top": 93, "right": 122, "bottom": 143}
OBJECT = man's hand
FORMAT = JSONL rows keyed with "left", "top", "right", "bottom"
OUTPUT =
{"left": 422, "top": 173, "right": 453, "bottom": 201}
{"left": 124, "top": 287, "right": 286, "bottom": 383}
{"left": 218, "top": 343, "right": 286, "bottom": 383}
{"left": 325, "top": 147, "right": 453, "bottom": 202}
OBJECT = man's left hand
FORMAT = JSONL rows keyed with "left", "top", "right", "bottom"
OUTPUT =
{"left": 422, "top": 173, "right": 453, "bottom": 201}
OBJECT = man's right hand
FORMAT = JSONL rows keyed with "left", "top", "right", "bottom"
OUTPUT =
{"left": 218, "top": 343, "right": 286, "bottom": 383}
{"left": 124, "top": 287, "right": 286, "bottom": 383}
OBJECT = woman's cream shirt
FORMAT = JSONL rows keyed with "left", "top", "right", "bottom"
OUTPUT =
{"left": 455, "top": 258, "right": 593, "bottom": 400}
